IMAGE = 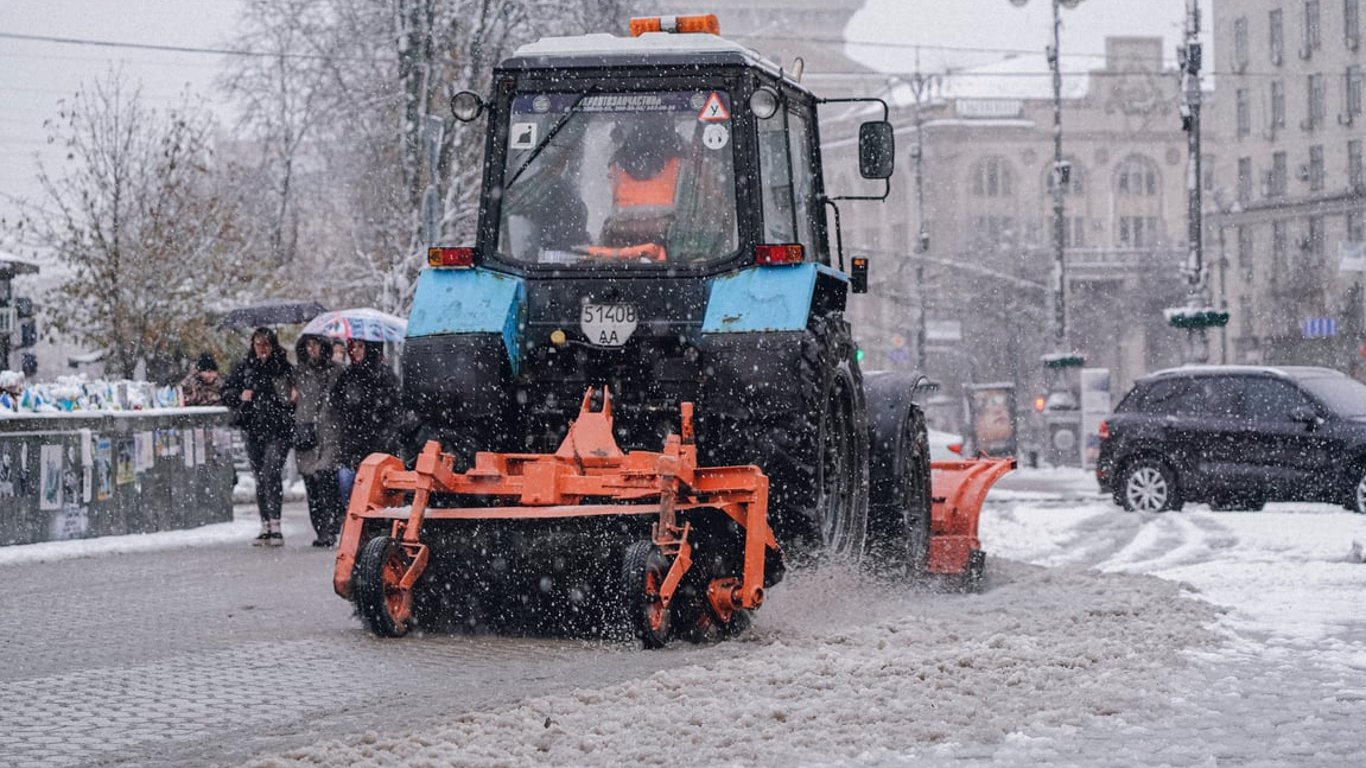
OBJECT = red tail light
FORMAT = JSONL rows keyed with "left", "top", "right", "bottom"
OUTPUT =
{"left": 755, "top": 243, "right": 804, "bottom": 266}
{"left": 427, "top": 246, "right": 475, "bottom": 268}
{"left": 1098, "top": 419, "right": 1110, "bottom": 440}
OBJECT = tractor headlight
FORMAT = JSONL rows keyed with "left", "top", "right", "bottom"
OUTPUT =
{"left": 749, "top": 87, "right": 779, "bottom": 119}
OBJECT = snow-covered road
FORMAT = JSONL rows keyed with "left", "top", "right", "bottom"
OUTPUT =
{"left": 236, "top": 469, "right": 1366, "bottom": 767}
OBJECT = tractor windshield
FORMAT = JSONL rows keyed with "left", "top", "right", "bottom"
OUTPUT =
{"left": 496, "top": 89, "right": 739, "bottom": 267}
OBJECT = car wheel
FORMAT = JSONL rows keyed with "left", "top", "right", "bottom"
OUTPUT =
{"left": 1120, "top": 458, "right": 1181, "bottom": 513}
{"left": 1351, "top": 466, "right": 1366, "bottom": 515}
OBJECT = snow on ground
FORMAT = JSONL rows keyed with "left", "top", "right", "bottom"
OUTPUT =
{"left": 8, "top": 468, "right": 1365, "bottom": 765}
{"left": 238, "top": 468, "right": 1366, "bottom": 767}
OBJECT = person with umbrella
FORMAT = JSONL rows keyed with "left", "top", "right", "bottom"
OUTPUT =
{"left": 222, "top": 327, "right": 296, "bottom": 547}
{"left": 330, "top": 337, "right": 401, "bottom": 502}
{"left": 293, "top": 334, "right": 344, "bottom": 547}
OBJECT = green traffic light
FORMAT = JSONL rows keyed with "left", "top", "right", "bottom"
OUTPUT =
{"left": 855, "top": 347, "right": 865, "bottom": 362}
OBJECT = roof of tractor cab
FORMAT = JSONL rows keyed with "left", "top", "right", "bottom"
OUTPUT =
{"left": 502, "top": 31, "right": 803, "bottom": 90}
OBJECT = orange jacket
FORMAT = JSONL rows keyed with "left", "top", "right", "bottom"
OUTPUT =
{"left": 610, "top": 157, "right": 681, "bottom": 208}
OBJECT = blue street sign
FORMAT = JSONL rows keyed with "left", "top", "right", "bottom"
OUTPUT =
{"left": 1302, "top": 317, "right": 1338, "bottom": 339}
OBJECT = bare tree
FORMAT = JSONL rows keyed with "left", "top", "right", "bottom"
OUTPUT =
{"left": 22, "top": 72, "right": 254, "bottom": 380}
{"left": 220, "top": 0, "right": 641, "bottom": 314}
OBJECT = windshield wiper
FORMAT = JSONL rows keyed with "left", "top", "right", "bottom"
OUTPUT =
{"left": 506, "top": 86, "right": 600, "bottom": 188}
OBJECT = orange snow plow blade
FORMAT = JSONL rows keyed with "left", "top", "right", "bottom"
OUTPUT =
{"left": 927, "top": 457, "right": 1016, "bottom": 581}
{"left": 333, "top": 387, "right": 780, "bottom": 643}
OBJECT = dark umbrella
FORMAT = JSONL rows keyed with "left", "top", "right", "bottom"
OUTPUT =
{"left": 218, "top": 299, "right": 328, "bottom": 329}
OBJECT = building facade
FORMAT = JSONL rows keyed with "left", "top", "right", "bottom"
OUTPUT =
{"left": 833, "top": 37, "right": 1192, "bottom": 429}
{"left": 1210, "top": 0, "right": 1366, "bottom": 374}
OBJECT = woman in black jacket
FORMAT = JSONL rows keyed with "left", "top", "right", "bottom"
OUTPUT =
{"left": 222, "top": 327, "right": 296, "bottom": 546}
{"left": 330, "top": 339, "right": 400, "bottom": 497}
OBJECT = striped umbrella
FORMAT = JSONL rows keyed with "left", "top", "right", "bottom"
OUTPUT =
{"left": 301, "top": 308, "right": 407, "bottom": 343}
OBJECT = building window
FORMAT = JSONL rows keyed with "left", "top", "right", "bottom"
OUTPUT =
{"left": 1272, "top": 151, "right": 1288, "bottom": 196}
{"left": 1238, "top": 156, "right": 1253, "bottom": 203}
{"left": 1307, "top": 73, "right": 1326, "bottom": 128}
{"left": 1272, "top": 81, "right": 1286, "bottom": 128}
{"left": 1116, "top": 158, "right": 1158, "bottom": 197}
{"left": 1348, "top": 65, "right": 1363, "bottom": 118}
{"left": 972, "top": 157, "right": 1014, "bottom": 197}
{"left": 1271, "top": 8, "right": 1285, "bottom": 64}
{"left": 1237, "top": 88, "right": 1252, "bottom": 137}
{"left": 1350, "top": 139, "right": 1364, "bottom": 190}
{"left": 1303, "top": 1, "right": 1322, "bottom": 56}
{"left": 1307, "top": 216, "right": 1325, "bottom": 259}
{"left": 1237, "top": 225, "right": 1254, "bottom": 273}
{"left": 1061, "top": 216, "right": 1085, "bottom": 247}
{"left": 1348, "top": 209, "right": 1365, "bottom": 240}
{"left": 1273, "top": 220, "right": 1288, "bottom": 273}
{"left": 1348, "top": 0, "right": 1361, "bottom": 50}
{"left": 1309, "top": 145, "right": 1325, "bottom": 190}
{"left": 973, "top": 216, "right": 1016, "bottom": 244}
{"left": 1118, "top": 216, "right": 1159, "bottom": 247}
{"left": 1234, "top": 16, "right": 1250, "bottom": 70}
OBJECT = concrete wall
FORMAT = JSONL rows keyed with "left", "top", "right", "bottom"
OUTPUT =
{"left": 0, "top": 408, "right": 234, "bottom": 546}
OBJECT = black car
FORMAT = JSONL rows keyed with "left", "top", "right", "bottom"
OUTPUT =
{"left": 1097, "top": 365, "right": 1366, "bottom": 513}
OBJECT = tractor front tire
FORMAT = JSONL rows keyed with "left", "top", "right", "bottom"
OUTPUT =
{"left": 621, "top": 541, "right": 672, "bottom": 649}
{"left": 354, "top": 536, "right": 413, "bottom": 638}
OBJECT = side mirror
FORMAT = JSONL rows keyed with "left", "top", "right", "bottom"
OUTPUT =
{"left": 1289, "top": 404, "right": 1320, "bottom": 426}
{"left": 858, "top": 121, "right": 895, "bottom": 179}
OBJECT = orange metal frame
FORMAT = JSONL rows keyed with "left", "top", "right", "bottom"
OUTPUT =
{"left": 926, "top": 457, "right": 1015, "bottom": 575}
{"left": 333, "top": 388, "right": 778, "bottom": 627}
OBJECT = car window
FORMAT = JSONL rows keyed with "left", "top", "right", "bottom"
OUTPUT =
{"left": 1243, "top": 377, "right": 1314, "bottom": 420}
{"left": 1148, "top": 376, "right": 1239, "bottom": 417}
{"left": 1135, "top": 378, "right": 1188, "bottom": 414}
{"left": 1297, "top": 375, "right": 1366, "bottom": 418}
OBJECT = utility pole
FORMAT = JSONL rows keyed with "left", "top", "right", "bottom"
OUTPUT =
{"left": 908, "top": 49, "right": 939, "bottom": 373}
{"left": 1167, "top": 0, "right": 1229, "bottom": 355}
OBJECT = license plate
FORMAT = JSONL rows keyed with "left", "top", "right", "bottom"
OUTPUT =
{"left": 580, "top": 303, "right": 638, "bottom": 347}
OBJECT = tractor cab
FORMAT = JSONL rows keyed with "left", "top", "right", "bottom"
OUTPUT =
{"left": 457, "top": 14, "right": 886, "bottom": 274}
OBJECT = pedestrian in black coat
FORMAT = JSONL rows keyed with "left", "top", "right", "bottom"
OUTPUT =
{"left": 330, "top": 340, "right": 400, "bottom": 498}
{"left": 222, "top": 327, "right": 296, "bottom": 546}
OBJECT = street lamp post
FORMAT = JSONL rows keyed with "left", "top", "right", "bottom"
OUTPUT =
{"left": 1011, "top": 0, "right": 1085, "bottom": 376}
{"left": 1166, "top": 0, "right": 1229, "bottom": 357}
{"left": 906, "top": 52, "right": 940, "bottom": 373}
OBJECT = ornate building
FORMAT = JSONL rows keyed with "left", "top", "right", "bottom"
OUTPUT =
{"left": 833, "top": 37, "right": 1191, "bottom": 427}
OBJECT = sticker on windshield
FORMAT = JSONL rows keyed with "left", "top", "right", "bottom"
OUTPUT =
{"left": 510, "top": 122, "right": 537, "bottom": 149}
{"left": 698, "top": 92, "right": 730, "bottom": 121}
{"left": 702, "top": 123, "right": 729, "bottom": 150}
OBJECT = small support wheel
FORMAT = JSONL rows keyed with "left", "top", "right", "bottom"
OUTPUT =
{"left": 354, "top": 536, "right": 414, "bottom": 638}
{"left": 621, "top": 541, "right": 672, "bottom": 649}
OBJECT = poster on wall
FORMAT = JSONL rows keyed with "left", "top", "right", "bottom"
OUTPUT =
{"left": 50, "top": 505, "right": 89, "bottom": 540}
{"left": 115, "top": 438, "right": 135, "bottom": 485}
{"left": 80, "top": 430, "right": 93, "bottom": 503}
{"left": 39, "top": 444, "right": 63, "bottom": 510}
{"left": 964, "top": 383, "right": 1018, "bottom": 457}
{"left": 0, "top": 442, "right": 15, "bottom": 499}
{"left": 95, "top": 437, "right": 114, "bottom": 501}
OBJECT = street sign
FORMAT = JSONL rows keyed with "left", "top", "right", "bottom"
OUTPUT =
{"left": 925, "top": 319, "right": 962, "bottom": 342}
{"left": 1302, "top": 316, "right": 1338, "bottom": 338}
{"left": 1340, "top": 242, "right": 1366, "bottom": 272}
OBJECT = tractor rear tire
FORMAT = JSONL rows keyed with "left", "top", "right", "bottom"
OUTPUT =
{"left": 892, "top": 407, "right": 933, "bottom": 578}
{"left": 770, "top": 315, "right": 869, "bottom": 561}
{"left": 621, "top": 541, "right": 671, "bottom": 649}
{"left": 354, "top": 536, "right": 413, "bottom": 638}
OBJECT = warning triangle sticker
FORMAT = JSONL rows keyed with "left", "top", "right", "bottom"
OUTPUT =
{"left": 697, "top": 92, "right": 730, "bottom": 122}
